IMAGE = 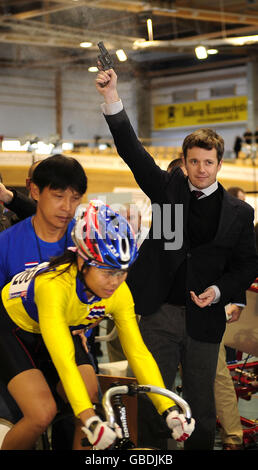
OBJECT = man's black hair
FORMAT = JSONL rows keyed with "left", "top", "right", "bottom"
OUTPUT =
{"left": 32, "top": 154, "right": 87, "bottom": 195}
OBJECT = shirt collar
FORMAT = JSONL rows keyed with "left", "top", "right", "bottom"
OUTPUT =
{"left": 188, "top": 179, "right": 218, "bottom": 198}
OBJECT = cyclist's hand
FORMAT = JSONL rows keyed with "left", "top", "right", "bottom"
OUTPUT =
{"left": 82, "top": 416, "right": 120, "bottom": 450}
{"left": 166, "top": 410, "right": 195, "bottom": 442}
{"left": 72, "top": 328, "right": 88, "bottom": 353}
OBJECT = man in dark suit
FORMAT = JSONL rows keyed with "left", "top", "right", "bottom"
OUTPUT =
{"left": 96, "top": 69, "right": 258, "bottom": 450}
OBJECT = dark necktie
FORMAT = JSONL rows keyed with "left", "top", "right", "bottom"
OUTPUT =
{"left": 192, "top": 190, "right": 204, "bottom": 199}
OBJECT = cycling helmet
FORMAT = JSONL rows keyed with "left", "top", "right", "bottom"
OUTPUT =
{"left": 72, "top": 200, "right": 138, "bottom": 270}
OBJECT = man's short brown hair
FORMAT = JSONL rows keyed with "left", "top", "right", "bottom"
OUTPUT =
{"left": 182, "top": 128, "right": 224, "bottom": 163}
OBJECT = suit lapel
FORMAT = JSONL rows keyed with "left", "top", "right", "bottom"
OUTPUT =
{"left": 182, "top": 179, "right": 191, "bottom": 241}
{"left": 214, "top": 184, "right": 238, "bottom": 242}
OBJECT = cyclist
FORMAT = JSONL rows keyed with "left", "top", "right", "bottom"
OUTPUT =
{"left": 0, "top": 153, "right": 87, "bottom": 442}
{"left": 0, "top": 200, "right": 195, "bottom": 450}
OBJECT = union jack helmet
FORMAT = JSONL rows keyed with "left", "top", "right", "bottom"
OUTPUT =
{"left": 71, "top": 200, "right": 138, "bottom": 270}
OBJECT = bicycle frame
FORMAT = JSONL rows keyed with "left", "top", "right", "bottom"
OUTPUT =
{"left": 228, "top": 360, "right": 258, "bottom": 448}
{"left": 216, "top": 359, "right": 258, "bottom": 449}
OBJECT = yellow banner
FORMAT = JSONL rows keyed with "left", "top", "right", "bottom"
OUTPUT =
{"left": 153, "top": 96, "right": 247, "bottom": 130}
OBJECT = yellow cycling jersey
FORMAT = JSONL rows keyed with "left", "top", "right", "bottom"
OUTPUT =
{"left": 1, "top": 263, "right": 175, "bottom": 417}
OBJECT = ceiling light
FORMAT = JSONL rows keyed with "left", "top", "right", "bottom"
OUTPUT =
{"left": 116, "top": 49, "right": 127, "bottom": 62}
{"left": 80, "top": 41, "right": 92, "bottom": 48}
{"left": 195, "top": 46, "right": 208, "bottom": 59}
{"left": 228, "top": 34, "right": 258, "bottom": 46}
{"left": 35, "top": 142, "right": 54, "bottom": 155}
{"left": 88, "top": 66, "right": 98, "bottom": 72}
{"left": 147, "top": 18, "right": 153, "bottom": 41}
{"left": 2, "top": 140, "right": 25, "bottom": 151}
{"left": 207, "top": 48, "right": 218, "bottom": 55}
{"left": 133, "top": 39, "right": 154, "bottom": 49}
{"left": 62, "top": 142, "right": 74, "bottom": 151}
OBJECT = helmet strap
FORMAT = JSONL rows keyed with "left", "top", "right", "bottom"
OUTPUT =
{"left": 78, "top": 261, "right": 99, "bottom": 298}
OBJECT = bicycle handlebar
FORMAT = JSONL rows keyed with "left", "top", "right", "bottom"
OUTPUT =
{"left": 102, "top": 384, "right": 192, "bottom": 427}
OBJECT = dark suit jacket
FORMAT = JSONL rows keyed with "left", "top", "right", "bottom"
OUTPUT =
{"left": 5, "top": 188, "right": 36, "bottom": 221}
{"left": 105, "top": 109, "right": 258, "bottom": 343}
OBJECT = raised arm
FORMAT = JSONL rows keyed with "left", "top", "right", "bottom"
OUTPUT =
{"left": 0, "top": 183, "right": 36, "bottom": 220}
{"left": 96, "top": 69, "right": 171, "bottom": 202}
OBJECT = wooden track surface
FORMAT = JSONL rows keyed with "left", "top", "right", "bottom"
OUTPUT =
{"left": 0, "top": 165, "right": 139, "bottom": 203}
{"left": 1, "top": 162, "right": 257, "bottom": 194}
